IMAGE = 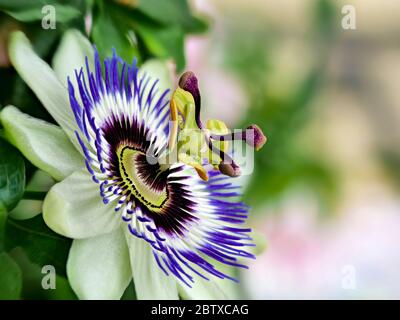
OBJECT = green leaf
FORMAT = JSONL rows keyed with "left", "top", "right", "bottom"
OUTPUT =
{"left": 0, "top": 0, "right": 82, "bottom": 23}
{"left": 91, "top": 0, "right": 204, "bottom": 71}
{"left": 9, "top": 248, "right": 77, "bottom": 300}
{"left": 0, "top": 137, "right": 25, "bottom": 212}
{"left": 313, "top": 0, "right": 338, "bottom": 42}
{"left": 0, "top": 0, "right": 38, "bottom": 10}
{"left": 137, "top": 0, "right": 208, "bottom": 33}
{"left": 136, "top": 24, "right": 185, "bottom": 70}
{"left": 92, "top": 1, "right": 141, "bottom": 63}
{"left": 4, "top": 215, "right": 72, "bottom": 277}
{"left": 0, "top": 203, "right": 6, "bottom": 251}
{"left": 0, "top": 252, "right": 22, "bottom": 299}
{"left": 121, "top": 281, "right": 137, "bottom": 300}
{"left": 4, "top": 5, "right": 80, "bottom": 23}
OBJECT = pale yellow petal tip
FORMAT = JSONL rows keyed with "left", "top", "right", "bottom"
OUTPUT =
{"left": 64, "top": 28, "right": 83, "bottom": 39}
{"left": 8, "top": 31, "right": 29, "bottom": 59}
{"left": 9, "top": 30, "right": 27, "bottom": 43}
{"left": 0, "top": 105, "right": 16, "bottom": 121}
{"left": 0, "top": 106, "right": 22, "bottom": 145}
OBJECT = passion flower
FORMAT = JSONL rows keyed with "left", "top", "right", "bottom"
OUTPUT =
{"left": 1, "top": 30, "right": 266, "bottom": 299}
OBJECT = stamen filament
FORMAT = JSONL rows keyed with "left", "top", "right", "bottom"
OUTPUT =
{"left": 205, "top": 133, "right": 241, "bottom": 177}
{"left": 210, "top": 124, "right": 267, "bottom": 151}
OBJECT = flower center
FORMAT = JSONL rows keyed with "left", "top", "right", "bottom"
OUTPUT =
{"left": 118, "top": 145, "right": 169, "bottom": 211}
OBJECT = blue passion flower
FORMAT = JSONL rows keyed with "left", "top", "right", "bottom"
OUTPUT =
{"left": 1, "top": 30, "right": 266, "bottom": 299}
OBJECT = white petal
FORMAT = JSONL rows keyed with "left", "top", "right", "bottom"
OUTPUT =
{"left": 43, "top": 169, "right": 122, "bottom": 239}
{"left": 0, "top": 106, "right": 83, "bottom": 181}
{"left": 8, "top": 31, "right": 78, "bottom": 144}
{"left": 123, "top": 228, "right": 179, "bottom": 300}
{"left": 67, "top": 229, "right": 131, "bottom": 300}
{"left": 9, "top": 200, "right": 42, "bottom": 221}
{"left": 139, "top": 59, "right": 173, "bottom": 99}
{"left": 178, "top": 277, "right": 238, "bottom": 300}
{"left": 52, "top": 29, "right": 94, "bottom": 87}
{"left": 9, "top": 170, "right": 55, "bottom": 220}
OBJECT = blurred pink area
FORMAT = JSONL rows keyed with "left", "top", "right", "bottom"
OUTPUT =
{"left": 246, "top": 189, "right": 400, "bottom": 299}
{"left": 185, "top": 17, "right": 248, "bottom": 126}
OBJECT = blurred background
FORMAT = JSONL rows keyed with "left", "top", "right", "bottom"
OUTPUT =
{"left": 0, "top": 0, "right": 399, "bottom": 299}
{"left": 188, "top": 0, "right": 400, "bottom": 299}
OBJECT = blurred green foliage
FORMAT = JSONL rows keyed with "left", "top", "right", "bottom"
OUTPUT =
{"left": 90, "top": 0, "right": 207, "bottom": 69}
{"left": 0, "top": 251, "right": 22, "bottom": 299}
{"left": 220, "top": 0, "right": 340, "bottom": 211}
{"left": 5, "top": 215, "right": 71, "bottom": 277}
{"left": 0, "top": 0, "right": 82, "bottom": 23}
{"left": 0, "top": 138, "right": 25, "bottom": 213}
